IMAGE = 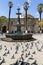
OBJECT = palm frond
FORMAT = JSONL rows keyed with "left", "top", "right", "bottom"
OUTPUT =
{"left": 8, "top": 1, "right": 13, "bottom": 7}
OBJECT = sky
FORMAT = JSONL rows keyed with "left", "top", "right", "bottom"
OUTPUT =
{"left": 0, "top": 0, "right": 43, "bottom": 18}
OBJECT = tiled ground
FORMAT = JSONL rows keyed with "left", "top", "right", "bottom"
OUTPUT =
{"left": 0, "top": 34, "right": 43, "bottom": 65}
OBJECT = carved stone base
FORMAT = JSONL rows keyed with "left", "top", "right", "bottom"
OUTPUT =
{"left": 6, "top": 33, "right": 32, "bottom": 40}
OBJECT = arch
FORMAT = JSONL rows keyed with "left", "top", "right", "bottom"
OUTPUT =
{"left": 2, "top": 26, "right": 6, "bottom": 33}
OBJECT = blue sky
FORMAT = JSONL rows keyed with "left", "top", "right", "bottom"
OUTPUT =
{"left": 0, "top": 0, "right": 43, "bottom": 18}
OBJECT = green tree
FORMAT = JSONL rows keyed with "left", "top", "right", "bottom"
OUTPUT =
{"left": 39, "top": 19, "right": 43, "bottom": 27}
{"left": 0, "top": 16, "right": 7, "bottom": 23}
{"left": 37, "top": 3, "right": 43, "bottom": 21}
{"left": 0, "top": 16, "right": 7, "bottom": 30}
{"left": 23, "top": 2, "right": 29, "bottom": 31}
{"left": 8, "top": 1, "right": 13, "bottom": 31}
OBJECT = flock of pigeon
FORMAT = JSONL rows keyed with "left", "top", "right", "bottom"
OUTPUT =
{"left": 0, "top": 40, "right": 43, "bottom": 65}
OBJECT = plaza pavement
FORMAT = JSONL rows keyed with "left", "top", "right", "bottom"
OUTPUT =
{"left": 32, "top": 33, "right": 43, "bottom": 41}
{"left": 0, "top": 33, "right": 43, "bottom": 65}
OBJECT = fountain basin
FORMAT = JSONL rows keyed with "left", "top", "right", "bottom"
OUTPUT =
{"left": 6, "top": 33, "right": 32, "bottom": 40}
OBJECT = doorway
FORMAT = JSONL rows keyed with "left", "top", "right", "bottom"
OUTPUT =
{"left": 2, "top": 26, "right": 6, "bottom": 33}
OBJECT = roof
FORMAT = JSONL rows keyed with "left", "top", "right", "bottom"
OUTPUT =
{"left": 23, "top": 14, "right": 35, "bottom": 18}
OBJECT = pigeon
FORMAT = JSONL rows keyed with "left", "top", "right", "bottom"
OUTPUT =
{"left": 0, "top": 45, "right": 2, "bottom": 50}
{"left": 31, "top": 60, "right": 37, "bottom": 65}
{"left": 37, "top": 47, "right": 41, "bottom": 52}
{"left": 20, "top": 61, "right": 30, "bottom": 65}
{"left": 15, "top": 50, "right": 18, "bottom": 54}
{"left": 21, "top": 56, "right": 24, "bottom": 61}
{"left": 25, "top": 53, "right": 28, "bottom": 57}
{"left": 3, "top": 52, "right": 7, "bottom": 56}
{"left": 21, "top": 53, "right": 24, "bottom": 57}
{"left": 32, "top": 51, "right": 36, "bottom": 54}
{"left": 11, "top": 54, "right": 15, "bottom": 59}
{"left": 16, "top": 45, "right": 19, "bottom": 50}
{"left": 28, "top": 51, "right": 30, "bottom": 55}
{"left": 0, "top": 57, "right": 1, "bottom": 60}
{"left": 2, "top": 58, "right": 5, "bottom": 63}
{"left": 20, "top": 61, "right": 24, "bottom": 65}
{"left": 10, "top": 47, "right": 12, "bottom": 50}
{"left": 4, "top": 45, "right": 6, "bottom": 47}
{"left": 30, "top": 42, "right": 33, "bottom": 49}
{"left": 14, "top": 60, "right": 19, "bottom": 65}
{"left": 0, "top": 58, "right": 5, "bottom": 65}
{"left": 25, "top": 48, "right": 27, "bottom": 51}
{"left": 7, "top": 50, "right": 10, "bottom": 54}
{"left": 5, "top": 47, "right": 7, "bottom": 51}
{"left": 29, "top": 57, "right": 34, "bottom": 60}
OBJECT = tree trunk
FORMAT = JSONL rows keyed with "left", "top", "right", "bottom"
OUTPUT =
{"left": 25, "top": 10, "right": 27, "bottom": 31}
{"left": 8, "top": 7, "right": 11, "bottom": 32}
{"left": 40, "top": 13, "right": 41, "bottom": 22}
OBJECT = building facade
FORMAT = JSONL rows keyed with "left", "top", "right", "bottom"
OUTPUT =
{"left": 10, "top": 14, "right": 38, "bottom": 33}
{"left": 0, "top": 14, "right": 39, "bottom": 33}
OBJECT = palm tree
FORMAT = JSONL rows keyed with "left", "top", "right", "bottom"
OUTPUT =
{"left": 8, "top": 1, "right": 13, "bottom": 32}
{"left": 23, "top": 2, "right": 29, "bottom": 32}
{"left": 37, "top": 3, "right": 43, "bottom": 22}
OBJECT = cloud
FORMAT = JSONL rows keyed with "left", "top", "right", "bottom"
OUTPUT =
{"left": 27, "top": 0, "right": 31, "bottom": 6}
{"left": 35, "top": 12, "right": 39, "bottom": 18}
{"left": 16, "top": 6, "right": 24, "bottom": 18}
{"left": 27, "top": 0, "right": 31, "bottom": 3}
{"left": 20, "top": 6, "right": 25, "bottom": 18}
